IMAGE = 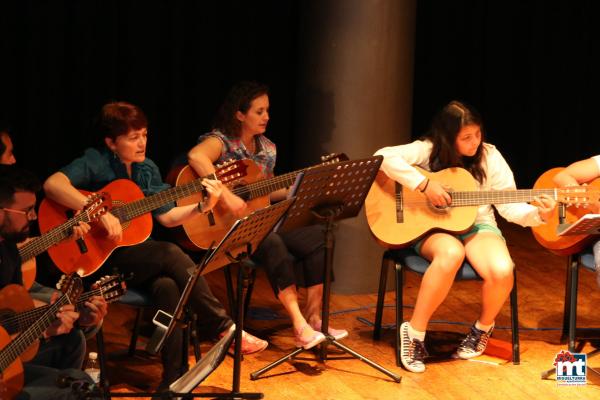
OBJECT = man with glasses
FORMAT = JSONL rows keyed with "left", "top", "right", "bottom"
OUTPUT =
{"left": 0, "top": 165, "right": 106, "bottom": 399}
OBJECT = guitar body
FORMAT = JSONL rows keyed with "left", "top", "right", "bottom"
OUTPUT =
{"left": 38, "top": 179, "right": 152, "bottom": 276}
{"left": 365, "top": 167, "right": 478, "bottom": 248}
{"left": 0, "top": 326, "right": 23, "bottom": 400}
{"left": 0, "top": 285, "right": 38, "bottom": 361}
{"left": 531, "top": 168, "right": 600, "bottom": 256}
{"left": 168, "top": 162, "right": 269, "bottom": 250}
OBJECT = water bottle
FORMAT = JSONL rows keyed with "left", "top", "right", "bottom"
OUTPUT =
{"left": 84, "top": 351, "right": 101, "bottom": 384}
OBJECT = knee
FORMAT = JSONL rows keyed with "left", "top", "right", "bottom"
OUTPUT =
{"left": 161, "top": 241, "right": 187, "bottom": 261}
{"left": 432, "top": 246, "right": 465, "bottom": 274}
{"left": 487, "top": 258, "right": 515, "bottom": 284}
{"left": 151, "top": 277, "right": 180, "bottom": 310}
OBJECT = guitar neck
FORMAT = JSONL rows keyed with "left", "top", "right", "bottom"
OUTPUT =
{"left": 114, "top": 173, "right": 215, "bottom": 222}
{"left": 0, "top": 295, "right": 69, "bottom": 371}
{"left": 232, "top": 170, "right": 301, "bottom": 200}
{"left": 1, "top": 289, "right": 101, "bottom": 336}
{"left": 449, "top": 188, "right": 558, "bottom": 206}
{"left": 18, "top": 211, "right": 94, "bottom": 262}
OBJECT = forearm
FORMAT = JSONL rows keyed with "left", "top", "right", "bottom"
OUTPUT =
{"left": 155, "top": 203, "right": 201, "bottom": 227}
{"left": 43, "top": 172, "right": 88, "bottom": 210}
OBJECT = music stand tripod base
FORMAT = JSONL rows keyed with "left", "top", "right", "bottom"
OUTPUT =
{"left": 105, "top": 200, "right": 294, "bottom": 400}
{"left": 249, "top": 156, "right": 401, "bottom": 383}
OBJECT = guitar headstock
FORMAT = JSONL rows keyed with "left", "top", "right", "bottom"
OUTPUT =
{"left": 93, "top": 275, "right": 127, "bottom": 303}
{"left": 215, "top": 159, "right": 248, "bottom": 185}
{"left": 56, "top": 273, "right": 84, "bottom": 304}
{"left": 83, "top": 192, "right": 112, "bottom": 223}
{"left": 558, "top": 186, "right": 600, "bottom": 207}
{"left": 320, "top": 153, "right": 349, "bottom": 165}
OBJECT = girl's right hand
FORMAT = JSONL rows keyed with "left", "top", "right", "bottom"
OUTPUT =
{"left": 423, "top": 180, "right": 452, "bottom": 208}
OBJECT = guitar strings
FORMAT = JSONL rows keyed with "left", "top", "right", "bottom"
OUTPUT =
{"left": 1, "top": 288, "right": 102, "bottom": 333}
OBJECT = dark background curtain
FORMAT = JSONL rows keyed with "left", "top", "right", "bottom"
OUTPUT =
{"left": 413, "top": 1, "right": 599, "bottom": 186}
{"left": 1, "top": 0, "right": 598, "bottom": 186}
{"left": 0, "top": 0, "right": 299, "bottom": 178}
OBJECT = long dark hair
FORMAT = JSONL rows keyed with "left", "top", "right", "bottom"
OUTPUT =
{"left": 425, "top": 100, "right": 486, "bottom": 183}
{"left": 212, "top": 81, "right": 269, "bottom": 137}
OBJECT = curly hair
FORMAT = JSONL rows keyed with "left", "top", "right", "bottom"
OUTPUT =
{"left": 94, "top": 101, "right": 148, "bottom": 142}
{"left": 425, "top": 100, "right": 487, "bottom": 184}
{"left": 212, "top": 81, "right": 269, "bottom": 137}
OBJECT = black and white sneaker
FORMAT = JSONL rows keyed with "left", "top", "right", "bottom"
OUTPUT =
{"left": 399, "top": 322, "right": 427, "bottom": 373}
{"left": 456, "top": 323, "right": 493, "bottom": 359}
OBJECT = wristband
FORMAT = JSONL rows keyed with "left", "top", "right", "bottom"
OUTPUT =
{"left": 419, "top": 178, "right": 430, "bottom": 193}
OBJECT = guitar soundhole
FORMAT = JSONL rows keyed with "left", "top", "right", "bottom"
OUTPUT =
{"left": 429, "top": 203, "right": 450, "bottom": 214}
{"left": 111, "top": 200, "right": 131, "bottom": 230}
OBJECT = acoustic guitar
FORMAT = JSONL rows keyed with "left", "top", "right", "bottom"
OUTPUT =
{"left": 17, "top": 193, "right": 111, "bottom": 289}
{"left": 0, "top": 274, "right": 82, "bottom": 399}
{"left": 0, "top": 274, "right": 126, "bottom": 337}
{"left": 365, "top": 166, "right": 598, "bottom": 248}
{"left": 531, "top": 168, "right": 600, "bottom": 255}
{"left": 37, "top": 161, "right": 245, "bottom": 276}
{"left": 167, "top": 153, "right": 348, "bottom": 250}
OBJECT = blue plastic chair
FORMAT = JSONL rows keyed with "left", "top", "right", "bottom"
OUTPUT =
{"left": 562, "top": 249, "right": 599, "bottom": 351}
{"left": 372, "top": 248, "right": 520, "bottom": 366}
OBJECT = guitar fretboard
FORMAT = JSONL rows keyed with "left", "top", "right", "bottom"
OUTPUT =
{"left": 232, "top": 170, "right": 300, "bottom": 200}
{"left": 19, "top": 209, "right": 95, "bottom": 262}
{"left": 0, "top": 295, "right": 71, "bottom": 371}
{"left": 112, "top": 173, "right": 215, "bottom": 222}
{"left": 0, "top": 288, "right": 103, "bottom": 335}
{"left": 447, "top": 188, "right": 559, "bottom": 207}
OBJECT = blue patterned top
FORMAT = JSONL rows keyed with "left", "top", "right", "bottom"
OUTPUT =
{"left": 197, "top": 130, "right": 277, "bottom": 178}
{"left": 60, "top": 147, "right": 174, "bottom": 216}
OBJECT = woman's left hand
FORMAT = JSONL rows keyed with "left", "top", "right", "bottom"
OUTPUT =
{"left": 532, "top": 194, "right": 556, "bottom": 222}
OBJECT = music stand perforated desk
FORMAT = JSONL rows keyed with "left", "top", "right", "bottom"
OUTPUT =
{"left": 105, "top": 199, "right": 295, "bottom": 399}
{"left": 250, "top": 156, "right": 401, "bottom": 383}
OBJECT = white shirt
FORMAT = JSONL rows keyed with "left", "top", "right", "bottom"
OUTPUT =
{"left": 592, "top": 155, "right": 600, "bottom": 170}
{"left": 374, "top": 139, "right": 544, "bottom": 228}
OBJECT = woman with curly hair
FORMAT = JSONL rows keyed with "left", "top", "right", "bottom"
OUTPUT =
{"left": 188, "top": 81, "right": 348, "bottom": 350}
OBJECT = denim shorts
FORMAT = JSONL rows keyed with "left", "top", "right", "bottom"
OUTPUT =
{"left": 413, "top": 223, "right": 504, "bottom": 256}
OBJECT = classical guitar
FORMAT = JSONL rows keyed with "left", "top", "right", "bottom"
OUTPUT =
{"left": 531, "top": 168, "right": 600, "bottom": 256}
{"left": 0, "top": 275, "right": 125, "bottom": 337}
{"left": 0, "top": 274, "right": 83, "bottom": 399}
{"left": 365, "top": 166, "right": 599, "bottom": 248}
{"left": 166, "top": 153, "right": 349, "bottom": 250}
{"left": 37, "top": 160, "right": 245, "bottom": 276}
{"left": 18, "top": 193, "right": 111, "bottom": 289}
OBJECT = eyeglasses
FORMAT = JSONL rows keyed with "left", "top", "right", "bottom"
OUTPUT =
{"left": 0, "top": 206, "right": 37, "bottom": 221}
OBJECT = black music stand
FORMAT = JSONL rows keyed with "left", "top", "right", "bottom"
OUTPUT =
{"left": 104, "top": 199, "right": 295, "bottom": 399}
{"left": 541, "top": 213, "right": 600, "bottom": 380}
{"left": 250, "top": 156, "right": 401, "bottom": 383}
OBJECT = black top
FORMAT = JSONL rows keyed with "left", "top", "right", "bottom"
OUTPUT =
{"left": 0, "top": 240, "right": 23, "bottom": 288}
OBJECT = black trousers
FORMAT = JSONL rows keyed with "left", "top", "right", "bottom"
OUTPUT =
{"left": 104, "top": 240, "right": 233, "bottom": 383}
{"left": 20, "top": 329, "right": 92, "bottom": 400}
{"left": 252, "top": 225, "right": 326, "bottom": 296}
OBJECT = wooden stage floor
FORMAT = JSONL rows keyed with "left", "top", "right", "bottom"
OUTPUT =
{"left": 93, "top": 220, "right": 600, "bottom": 399}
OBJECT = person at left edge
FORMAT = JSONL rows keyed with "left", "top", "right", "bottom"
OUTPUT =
{"left": 1, "top": 165, "right": 106, "bottom": 399}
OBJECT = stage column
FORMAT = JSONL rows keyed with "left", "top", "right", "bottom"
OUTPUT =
{"left": 294, "top": 0, "right": 416, "bottom": 293}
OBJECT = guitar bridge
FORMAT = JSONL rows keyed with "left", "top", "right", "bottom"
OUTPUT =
{"left": 395, "top": 182, "right": 404, "bottom": 223}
